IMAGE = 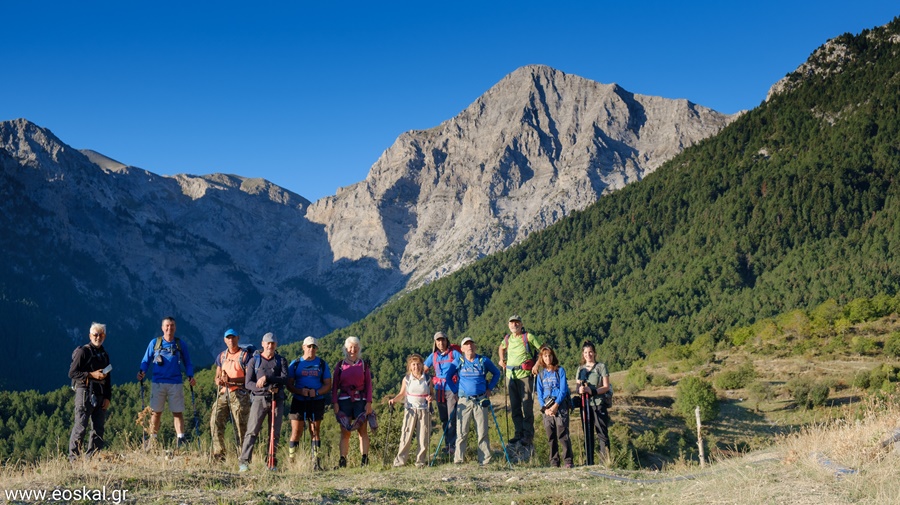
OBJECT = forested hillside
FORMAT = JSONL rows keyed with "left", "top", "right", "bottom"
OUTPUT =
{"left": 304, "top": 18, "right": 900, "bottom": 394}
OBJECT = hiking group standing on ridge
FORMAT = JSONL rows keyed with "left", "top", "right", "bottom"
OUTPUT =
{"left": 67, "top": 314, "right": 613, "bottom": 471}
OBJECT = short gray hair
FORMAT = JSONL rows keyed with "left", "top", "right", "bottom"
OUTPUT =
{"left": 90, "top": 322, "right": 106, "bottom": 336}
{"left": 343, "top": 336, "right": 361, "bottom": 359}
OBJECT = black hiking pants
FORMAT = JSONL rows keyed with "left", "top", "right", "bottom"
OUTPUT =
{"left": 68, "top": 387, "right": 106, "bottom": 460}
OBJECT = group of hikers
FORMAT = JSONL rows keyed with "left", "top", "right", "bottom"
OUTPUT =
{"left": 68, "top": 315, "right": 613, "bottom": 472}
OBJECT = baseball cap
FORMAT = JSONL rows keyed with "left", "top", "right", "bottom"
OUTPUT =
{"left": 460, "top": 337, "right": 474, "bottom": 345}
{"left": 303, "top": 336, "right": 318, "bottom": 347}
{"left": 434, "top": 331, "right": 447, "bottom": 341}
{"left": 223, "top": 328, "right": 239, "bottom": 338}
{"left": 508, "top": 315, "right": 522, "bottom": 322}
{"left": 262, "top": 332, "right": 277, "bottom": 344}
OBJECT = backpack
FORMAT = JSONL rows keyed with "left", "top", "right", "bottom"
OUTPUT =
{"left": 543, "top": 368, "right": 572, "bottom": 410}
{"left": 219, "top": 344, "right": 255, "bottom": 373}
{"left": 70, "top": 344, "right": 101, "bottom": 390}
{"left": 154, "top": 336, "right": 185, "bottom": 364}
{"left": 332, "top": 358, "right": 371, "bottom": 401}
{"left": 503, "top": 332, "right": 537, "bottom": 371}
{"left": 577, "top": 365, "right": 613, "bottom": 408}
{"left": 289, "top": 356, "right": 331, "bottom": 403}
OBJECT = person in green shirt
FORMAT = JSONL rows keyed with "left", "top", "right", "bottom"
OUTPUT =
{"left": 497, "top": 315, "right": 542, "bottom": 448}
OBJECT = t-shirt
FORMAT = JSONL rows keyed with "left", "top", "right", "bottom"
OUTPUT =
{"left": 216, "top": 348, "right": 250, "bottom": 391}
{"left": 403, "top": 374, "right": 431, "bottom": 410}
{"left": 499, "top": 332, "right": 542, "bottom": 379}
{"left": 456, "top": 355, "right": 501, "bottom": 397}
{"left": 288, "top": 356, "right": 332, "bottom": 400}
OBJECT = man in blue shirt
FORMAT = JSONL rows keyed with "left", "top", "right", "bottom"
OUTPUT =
{"left": 423, "top": 331, "right": 461, "bottom": 456}
{"left": 287, "top": 336, "right": 332, "bottom": 470}
{"left": 137, "top": 316, "right": 196, "bottom": 448}
{"left": 452, "top": 337, "right": 501, "bottom": 466}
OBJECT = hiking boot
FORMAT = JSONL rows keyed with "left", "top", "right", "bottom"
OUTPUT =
{"left": 239, "top": 464, "right": 249, "bottom": 473}
{"left": 212, "top": 453, "right": 225, "bottom": 463}
{"left": 288, "top": 446, "right": 296, "bottom": 460}
{"left": 361, "top": 454, "right": 369, "bottom": 466}
{"left": 508, "top": 437, "right": 520, "bottom": 446}
{"left": 176, "top": 436, "right": 187, "bottom": 449}
{"left": 338, "top": 456, "right": 347, "bottom": 468}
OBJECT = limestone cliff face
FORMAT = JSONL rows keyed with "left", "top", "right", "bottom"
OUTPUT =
{"left": 307, "top": 65, "right": 735, "bottom": 287}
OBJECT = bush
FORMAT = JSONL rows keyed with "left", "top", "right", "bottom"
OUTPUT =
{"left": 713, "top": 362, "right": 757, "bottom": 390}
{"left": 747, "top": 380, "right": 773, "bottom": 412}
{"left": 673, "top": 376, "right": 719, "bottom": 429}
{"left": 787, "top": 376, "right": 829, "bottom": 409}
{"left": 884, "top": 331, "right": 900, "bottom": 357}
{"left": 622, "top": 365, "right": 651, "bottom": 395}
{"left": 851, "top": 336, "right": 879, "bottom": 355}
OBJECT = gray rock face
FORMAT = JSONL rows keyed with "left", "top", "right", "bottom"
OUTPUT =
{"left": 308, "top": 65, "right": 735, "bottom": 287}
{"left": 2, "top": 65, "right": 734, "bottom": 388}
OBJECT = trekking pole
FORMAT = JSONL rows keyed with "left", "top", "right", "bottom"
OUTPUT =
{"left": 267, "top": 395, "right": 277, "bottom": 470}
{"left": 190, "top": 384, "right": 201, "bottom": 451}
{"left": 429, "top": 402, "right": 458, "bottom": 466}
{"left": 504, "top": 378, "right": 510, "bottom": 443}
{"left": 582, "top": 390, "right": 594, "bottom": 466}
{"left": 140, "top": 379, "right": 146, "bottom": 446}
{"left": 482, "top": 398, "right": 513, "bottom": 468}
{"left": 309, "top": 411, "right": 317, "bottom": 469}
{"left": 381, "top": 403, "right": 394, "bottom": 467}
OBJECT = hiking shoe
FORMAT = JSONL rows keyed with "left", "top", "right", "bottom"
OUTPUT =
{"left": 212, "top": 453, "right": 225, "bottom": 463}
{"left": 314, "top": 458, "right": 323, "bottom": 471}
{"left": 239, "top": 464, "right": 249, "bottom": 473}
{"left": 361, "top": 454, "right": 369, "bottom": 466}
{"left": 288, "top": 446, "right": 296, "bottom": 460}
{"left": 508, "top": 438, "right": 520, "bottom": 446}
{"left": 176, "top": 437, "right": 187, "bottom": 449}
{"left": 564, "top": 462, "right": 574, "bottom": 469}
{"left": 339, "top": 456, "right": 347, "bottom": 468}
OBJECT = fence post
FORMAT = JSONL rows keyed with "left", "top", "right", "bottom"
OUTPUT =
{"left": 695, "top": 406, "right": 706, "bottom": 468}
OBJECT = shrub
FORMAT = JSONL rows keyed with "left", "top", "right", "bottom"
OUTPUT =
{"left": 787, "top": 376, "right": 829, "bottom": 409}
{"left": 673, "top": 376, "right": 719, "bottom": 429}
{"left": 622, "top": 365, "right": 650, "bottom": 395}
{"left": 747, "top": 380, "right": 774, "bottom": 412}
{"left": 884, "top": 331, "right": 900, "bottom": 357}
{"left": 713, "top": 362, "right": 757, "bottom": 390}
{"left": 851, "top": 336, "right": 879, "bottom": 355}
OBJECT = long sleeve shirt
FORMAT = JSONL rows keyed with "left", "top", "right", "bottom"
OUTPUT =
{"left": 69, "top": 344, "right": 111, "bottom": 400}
{"left": 332, "top": 359, "right": 373, "bottom": 403}
{"left": 454, "top": 354, "right": 500, "bottom": 397}
{"left": 536, "top": 366, "right": 570, "bottom": 408}
{"left": 139, "top": 337, "right": 194, "bottom": 384}
{"left": 245, "top": 352, "right": 288, "bottom": 399}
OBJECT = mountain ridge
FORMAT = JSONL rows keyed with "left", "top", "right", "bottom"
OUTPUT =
{"left": 3, "top": 64, "right": 734, "bottom": 391}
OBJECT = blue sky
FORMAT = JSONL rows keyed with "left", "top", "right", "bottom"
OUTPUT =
{"left": 4, "top": 1, "right": 897, "bottom": 202}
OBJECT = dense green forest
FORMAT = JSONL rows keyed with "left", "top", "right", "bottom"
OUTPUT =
{"left": 2, "top": 18, "right": 900, "bottom": 463}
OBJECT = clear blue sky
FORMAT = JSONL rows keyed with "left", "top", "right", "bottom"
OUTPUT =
{"left": 4, "top": 1, "right": 897, "bottom": 202}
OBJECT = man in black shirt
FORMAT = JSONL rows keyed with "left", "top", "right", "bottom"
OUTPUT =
{"left": 68, "top": 322, "right": 112, "bottom": 461}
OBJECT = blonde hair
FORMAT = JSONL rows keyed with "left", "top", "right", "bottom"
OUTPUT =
{"left": 406, "top": 353, "right": 424, "bottom": 373}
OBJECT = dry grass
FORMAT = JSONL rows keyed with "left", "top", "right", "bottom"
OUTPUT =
{"left": 3, "top": 398, "right": 898, "bottom": 504}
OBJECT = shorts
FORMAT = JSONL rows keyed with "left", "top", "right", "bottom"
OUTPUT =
{"left": 288, "top": 398, "right": 327, "bottom": 421}
{"left": 150, "top": 382, "right": 185, "bottom": 413}
{"left": 337, "top": 398, "right": 367, "bottom": 419}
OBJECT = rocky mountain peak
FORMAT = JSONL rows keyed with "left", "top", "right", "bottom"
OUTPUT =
{"left": 308, "top": 65, "right": 736, "bottom": 287}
